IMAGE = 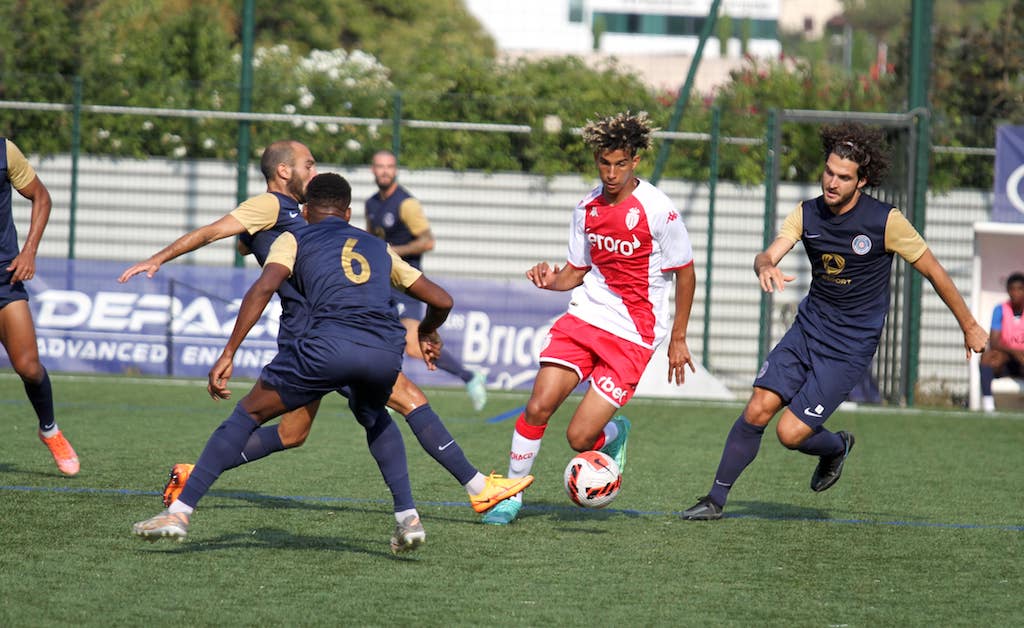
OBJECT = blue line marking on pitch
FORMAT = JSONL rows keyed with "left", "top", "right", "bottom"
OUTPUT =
{"left": 4, "top": 484, "right": 1022, "bottom": 532}
{"left": 486, "top": 405, "right": 524, "bottom": 423}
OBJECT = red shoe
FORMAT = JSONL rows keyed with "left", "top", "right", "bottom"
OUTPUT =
{"left": 39, "top": 430, "right": 79, "bottom": 476}
{"left": 162, "top": 463, "right": 194, "bottom": 507}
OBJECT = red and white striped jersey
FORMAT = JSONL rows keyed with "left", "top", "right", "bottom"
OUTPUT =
{"left": 564, "top": 178, "right": 694, "bottom": 348}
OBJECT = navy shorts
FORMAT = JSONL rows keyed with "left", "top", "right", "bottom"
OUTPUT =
{"left": 753, "top": 323, "right": 873, "bottom": 429}
{"left": 393, "top": 288, "right": 424, "bottom": 321}
{"left": 0, "top": 267, "right": 28, "bottom": 309}
{"left": 260, "top": 335, "right": 402, "bottom": 420}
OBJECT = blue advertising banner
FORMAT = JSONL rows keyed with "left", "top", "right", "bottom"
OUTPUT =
{"left": 993, "top": 125, "right": 1024, "bottom": 223}
{"left": 1, "top": 258, "right": 568, "bottom": 390}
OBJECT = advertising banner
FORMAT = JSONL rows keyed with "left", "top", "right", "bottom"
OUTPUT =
{"left": 2, "top": 258, "right": 733, "bottom": 400}
{"left": 993, "top": 125, "right": 1024, "bottom": 223}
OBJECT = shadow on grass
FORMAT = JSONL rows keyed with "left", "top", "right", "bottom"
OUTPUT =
{"left": 132, "top": 526, "right": 406, "bottom": 559}
{"left": 719, "top": 500, "right": 832, "bottom": 521}
{"left": 0, "top": 462, "right": 80, "bottom": 480}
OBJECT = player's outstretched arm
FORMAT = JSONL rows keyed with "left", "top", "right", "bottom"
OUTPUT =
{"left": 208, "top": 262, "right": 289, "bottom": 400}
{"left": 406, "top": 275, "right": 453, "bottom": 370}
{"left": 526, "top": 261, "right": 587, "bottom": 291}
{"left": 911, "top": 249, "right": 987, "bottom": 358}
{"left": 753, "top": 237, "right": 796, "bottom": 293}
{"left": 118, "top": 214, "right": 247, "bottom": 283}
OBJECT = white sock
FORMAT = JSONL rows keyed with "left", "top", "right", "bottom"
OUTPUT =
{"left": 40, "top": 425, "right": 60, "bottom": 438}
{"left": 464, "top": 472, "right": 487, "bottom": 496}
{"left": 509, "top": 431, "right": 542, "bottom": 478}
{"left": 395, "top": 508, "right": 419, "bottom": 524}
{"left": 168, "top": 500, "right": 194, "bottom": 515}
{"left": 601, "top": 421, "right": 619, "bottom": 447}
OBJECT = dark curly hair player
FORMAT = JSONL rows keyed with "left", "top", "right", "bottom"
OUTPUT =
{"left": 681, "top": 121, "right": 988, "bottom": 521}
{"left": 483, "top": 110, "right": 697, "bottom": 525}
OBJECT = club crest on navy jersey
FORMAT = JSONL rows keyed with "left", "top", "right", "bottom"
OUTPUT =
{"left": 852, "top": 234, "right": 872, "bottom": 255}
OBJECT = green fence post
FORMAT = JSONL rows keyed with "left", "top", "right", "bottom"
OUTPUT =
{"left": 650, "top": 0, "right": 722, "bottom": 185}
{"left": 904, "top": 0, "right": 933, "bottom": 406}
{"left": 391, "top": 91, "right": 403, "bottom": 160}
{"left": 702, "top": 107, "right": 720, "bottom": 370}
{"left": 234, "top": 0, "right": 255, "bottom": 268}
{"left": 758, "top": 110, "right": 779, "bottom": 367}
{"left": 68, "top": 76, "right": 82, "bottom": 260}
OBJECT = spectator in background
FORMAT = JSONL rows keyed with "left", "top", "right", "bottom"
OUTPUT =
{"left": 979, "top": 272, "right": 1024, "bottom": 412}
{"left": 366, "top": 150, "right": 488, "bottom": 411}
{"left": 0, "top": 137, "right": 78, "bottom": 476}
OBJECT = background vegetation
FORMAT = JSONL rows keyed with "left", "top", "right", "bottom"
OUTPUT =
{"left": 0, "top": 0, "right": 1021, "bottom": 186}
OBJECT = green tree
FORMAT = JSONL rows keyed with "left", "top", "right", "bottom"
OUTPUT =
{"left": 0, "top": 0, "right": 77, "bottom": 145}
{"left": 926, "top": 1, "right": 1024, "bottom": 188}
{"left": 76, "top": 0, "right": 238, "bottom": 158}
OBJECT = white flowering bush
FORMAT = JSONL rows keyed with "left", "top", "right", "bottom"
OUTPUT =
{"left": 247, "top": 45, "right": 394, "bottom": 163}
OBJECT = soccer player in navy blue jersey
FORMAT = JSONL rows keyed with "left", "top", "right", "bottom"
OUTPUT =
{"left": 132, "top": 173, "right": 453, "bottom": 552}
{"left": 0, "top": 138, "right": 79, "bottom": 476}
{"left": 682, "top": 122, "right": 989, "bottom": 520}
{"left": 120, "top": 141, "right": 531, "bottom": 517}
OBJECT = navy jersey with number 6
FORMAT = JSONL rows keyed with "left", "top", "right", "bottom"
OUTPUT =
{"left": 265, "top": 216, "right": 411, "bottom": 353}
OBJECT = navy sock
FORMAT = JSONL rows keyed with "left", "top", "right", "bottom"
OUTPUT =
{"left": 708, "top": 415, "right": 765, "bottom": 507}
{"left": 24, "top": 368, "right": 55, "bottom": 432}
{"left": 796, "top": 427, "right": 844, "bottom": 456}
{"left": 405, "top": 404, "right": 477, "bottom": 485}
{"left": 980, "top": 364, "right": 994, "bottom": 396}
{"left": 435, "top": 350, "right": 472, "bottom": 383}
{"left": 178, "top": 405, "right": 259, "bottom": 508}
{"left": 222, "top": 425, "right": 286, "bottom": 471}
{"left": 363, "top": 408, "right": 415, "bottom": 512}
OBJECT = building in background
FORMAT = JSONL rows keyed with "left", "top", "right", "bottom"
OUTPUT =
{"left": 464, "top": 0, "right": 781, "bottom": 57}
{"left": 778, "top": 0, "right": 843, "bottom": 40}
{"left": 464, "top": 0, "right": 838, "bottom": 94}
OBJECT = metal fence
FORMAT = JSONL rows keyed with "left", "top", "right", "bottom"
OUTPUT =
{"left": 1, "top": 100, "right": 997, "bottom": 403}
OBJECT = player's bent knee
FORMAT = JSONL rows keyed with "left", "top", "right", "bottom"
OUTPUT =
{"left": 775, "top": 421, "right": 811, "bottom": 450}
{"left": 11, "top": 358, "right": 44, "bottom": 383}
{"left": 565, "top": 429, "right": 597, "bottom": 452}
{"left": 278, "top": 426, "right": 309, "bottom": 448}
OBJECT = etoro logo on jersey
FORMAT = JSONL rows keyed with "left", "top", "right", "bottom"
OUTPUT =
{"left": 588, "top": 231, "right": 642, "bottom": 256}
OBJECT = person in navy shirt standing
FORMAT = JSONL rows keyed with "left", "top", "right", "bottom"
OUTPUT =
{"left": 682, "top": 122, "right": 988, "bottom": 520}
{"left": 366, "top": 150, "right": 488, "bottom": 411}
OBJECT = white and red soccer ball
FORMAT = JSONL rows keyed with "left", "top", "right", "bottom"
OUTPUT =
{"left": 563, "top": 450, "right": 622, "bottom": 508}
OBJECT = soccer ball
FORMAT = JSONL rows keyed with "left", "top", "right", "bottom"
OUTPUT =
{"left": 563, "top": 450, "right": 622, "bottom": 508}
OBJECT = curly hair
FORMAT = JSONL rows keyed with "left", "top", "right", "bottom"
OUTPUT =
{"left": 581, "top": 111, "right": 656, "bottom": 156}
{"left": 820, "top": 122, "right": 891, "bottom": 187}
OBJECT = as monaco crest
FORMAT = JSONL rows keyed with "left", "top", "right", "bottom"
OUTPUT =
{"left": 625, "top": 208, "right": 640, "bottom": 230}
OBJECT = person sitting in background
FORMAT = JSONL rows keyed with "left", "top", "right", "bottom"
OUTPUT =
{"left": 979, "top": 272, "right": 1024, "bottom": 412}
